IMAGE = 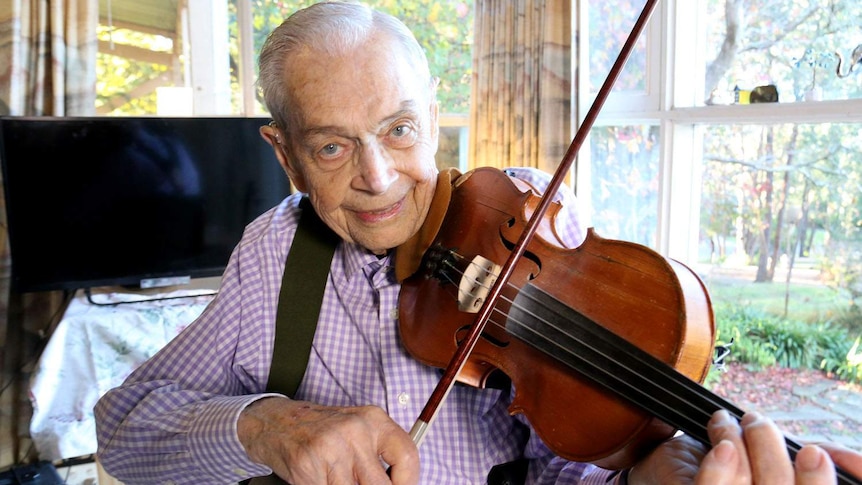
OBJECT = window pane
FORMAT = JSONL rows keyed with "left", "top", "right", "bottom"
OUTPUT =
{"left": 588, "top": 0, "right": 648, "bottom": 93}
{"left": 699, "top": 122, "right": 862, "bottom": 342}
{"left": 703, "top": 0, "right": 862, "bottom": 105}
{"left": 437, "top": 125, "right": 467, "bottom": 172}
{"left": 588, "top": 124, "right": 660, "bottom": 246}
{"left": 97, "top": 27, "right": 178, "bottom": 115}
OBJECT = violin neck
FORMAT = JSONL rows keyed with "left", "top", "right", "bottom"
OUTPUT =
{"left": 508, "top": 283, "right": 860, "bottom": 485}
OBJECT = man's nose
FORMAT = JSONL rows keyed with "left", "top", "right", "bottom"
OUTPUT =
{"left": 356, "top": 142, "right": 398, "bottom": 193}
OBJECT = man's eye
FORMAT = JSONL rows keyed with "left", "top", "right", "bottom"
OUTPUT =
{"left": 320, "top": 143, "right": 340, "bottom": 157}
{"left": 388, "top": 124, "right": 417, "bottom": 147}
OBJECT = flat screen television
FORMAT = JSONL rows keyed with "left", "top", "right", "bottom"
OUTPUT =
{"left": 0, "top": 116, "right": 291, "bottom": 293}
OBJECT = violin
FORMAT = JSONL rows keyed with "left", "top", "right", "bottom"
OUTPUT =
{"left": 399, "top": 166, "right": 714, "bottom": 469}
{"left": 395, "top": 0, "right": 861, "bottom": 482}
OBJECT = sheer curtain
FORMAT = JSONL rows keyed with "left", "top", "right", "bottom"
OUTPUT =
{"left": 468, "top": 0, "right": 572, "bottom": 175}
{"left": 0, "top": 0, "right": 97, "bottom": 466}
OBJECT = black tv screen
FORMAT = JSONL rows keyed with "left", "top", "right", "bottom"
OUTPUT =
{"left": 0, "top": 116, "right": 291, "bottom": 293}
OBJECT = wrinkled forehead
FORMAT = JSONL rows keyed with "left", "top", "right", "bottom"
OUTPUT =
{"left": 282, "top": 33, "right": 432, "bottom": 131}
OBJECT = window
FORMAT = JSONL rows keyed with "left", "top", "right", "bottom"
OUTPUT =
{"left": 578, "top": 0, "right": 862, "bottom": 389}
{"left": 96, "top": 13, "right": 185, "bottom": 115}
{"left": 576, "top": 0, "right": 663, "bottom": 246}
{"left": 579, "top": 0, "right": 862, "bottom": 258}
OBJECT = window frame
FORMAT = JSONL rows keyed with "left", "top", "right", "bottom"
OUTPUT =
{"left": 574, "top": 0, "right": 862, "bottom": 266}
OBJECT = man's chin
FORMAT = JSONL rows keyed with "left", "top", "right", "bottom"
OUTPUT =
{"left": 360, "top": 234, "right": 412, "bottom": 256}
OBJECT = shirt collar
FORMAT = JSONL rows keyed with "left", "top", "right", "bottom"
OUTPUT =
{"left": 340, "top": 241, "right": 394, "bottom": 282}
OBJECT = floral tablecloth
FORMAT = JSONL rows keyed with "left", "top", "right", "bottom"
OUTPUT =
{"left": 29, "top": 287, "right": 216, "bottom": 461}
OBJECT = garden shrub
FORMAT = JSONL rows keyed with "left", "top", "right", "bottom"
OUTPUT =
{"left": 713, "top": 303, "right": 862, "bottom": 383}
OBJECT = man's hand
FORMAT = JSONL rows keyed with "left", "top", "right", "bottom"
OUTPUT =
{"left": 694, "top": 410, "right": 862, "bottom": 485}
{"left": 625, "top": 410, "right": 862, "bottom": 484}
{"left": 819, "top": 442, "right": 862, "bottom": 481}
{"left": 238, "top": 396, "right": 420, "bottom": 484}
{"left": 624, "top": 432, "right": 706, "bottom": 484}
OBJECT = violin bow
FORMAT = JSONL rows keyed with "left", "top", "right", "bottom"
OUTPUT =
{"left": 407, "top": 0, "right": 661, "bottom": 446}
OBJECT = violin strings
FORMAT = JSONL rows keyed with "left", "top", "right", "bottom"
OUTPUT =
{"left": 435, "top": 251, "right": 806, "bottom": 454}
{"left": 505, "top": 284, "right": 719, "bottom": 444}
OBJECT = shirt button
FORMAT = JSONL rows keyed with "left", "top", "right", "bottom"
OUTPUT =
{"left": 397, "top": 392, "right": 410, "bottom": 406}
{"left": 233, "top": 468, "right": 247, "bottom": 475}
{"left": 390, "top": 308, "right": 399, "bottom": 319}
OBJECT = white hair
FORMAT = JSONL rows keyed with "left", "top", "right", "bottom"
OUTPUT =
{"left": 257, "top": 1, "right": 433, "bottom": 134}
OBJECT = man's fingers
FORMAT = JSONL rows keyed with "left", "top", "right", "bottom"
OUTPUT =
{"left": 706, "top": 410, "right": 753, "bottom": 483}
{"left": 695, "top": 439, "right": 741, "bottom": 485}
{"left": 794, "top": 445, "right": 837, "bottom": 485}
{"left": 739, "top": 412, "right": 795, "bottom": 485}
{"left": 375, "top": 420, "right": 419, "bottom": 485}
{"left": 818, "top": 442, "right": 862, "bottom": 481}
{"left": 239, "top": 400, "right": 420, "bottom": 484}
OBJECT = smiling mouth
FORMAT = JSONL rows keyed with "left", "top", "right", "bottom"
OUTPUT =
{"left": 356, "top": 198, "right": 404, "bottom": 223}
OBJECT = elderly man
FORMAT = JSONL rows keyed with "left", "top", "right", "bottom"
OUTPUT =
{"left": 95, "top": 2, "right": 862, "bottom": 484}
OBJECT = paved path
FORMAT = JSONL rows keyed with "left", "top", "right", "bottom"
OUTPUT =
{"left": 710, "top": 363, "right": 862, "bottom": 453}
{"left": 766, "top": 379, "right": 862, "bottom": 452}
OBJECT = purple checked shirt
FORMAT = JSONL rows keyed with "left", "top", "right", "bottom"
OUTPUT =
{"left": 95, "top": 168, "right": 622, "bottom": 485}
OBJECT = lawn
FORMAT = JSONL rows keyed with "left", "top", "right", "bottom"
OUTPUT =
{"left": 698, "top": 265, "right": 858, "bottom": 330}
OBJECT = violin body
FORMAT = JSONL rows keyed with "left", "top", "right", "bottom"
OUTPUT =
{"left": 399, "top": 167, "right": 715, "bottom": 468}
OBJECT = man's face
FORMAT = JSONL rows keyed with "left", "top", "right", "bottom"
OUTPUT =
{"left": 273, "top": 33, "right": 439, "bottom": 254}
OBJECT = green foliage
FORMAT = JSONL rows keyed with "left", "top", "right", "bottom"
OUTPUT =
{"left": 349, "top": 0, "right": 474, "bottom": 114}
{"left": 715, "top": 307, "right": 778, "bottom": 368}
{"left": 96, "top": 26, "right": 168, "bottom": 114}
{"left": 713, "top": 302, "right": 862, "bottom": 383}
{"left": 828, "top": 303, "right": 862, "bottom": 335}
{"left": 842, "top": 337, "right": 862, "bottom": 381}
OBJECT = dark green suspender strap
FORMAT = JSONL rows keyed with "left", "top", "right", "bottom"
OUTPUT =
{"left": 245, "top": 198, "right": 338, "bottom": 485}
{"left": 267, "top": 196, "right": 340, "bottom": 398}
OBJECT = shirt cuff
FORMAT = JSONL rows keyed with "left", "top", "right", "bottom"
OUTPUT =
{"left": 188, "top": 393, "right": 284, "bottom": 481}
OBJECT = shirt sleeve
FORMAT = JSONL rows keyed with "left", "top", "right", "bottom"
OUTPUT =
{"left": 95, "top": 200, "right": 299, "bottom": 484}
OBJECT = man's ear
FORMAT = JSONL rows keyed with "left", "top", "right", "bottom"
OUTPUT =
{"left": 259, "top": 123, "right": 308, "bottom": 193}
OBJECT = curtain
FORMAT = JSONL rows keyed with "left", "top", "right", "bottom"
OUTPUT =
{"left": 0, "top": 0, "right": 98, "bottom": 116}
{"left": 468, "top": 0, "right": 572, "bottom": 175}
{"left": 0, "top": 0, "right": 97, "bottom": 464}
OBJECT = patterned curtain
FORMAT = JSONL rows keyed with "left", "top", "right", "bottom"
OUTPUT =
{"left": 468, "top": 0, "right": 572, "bottom": 175}
{"left": 0, "top": 1, "right": 97, "bottom": 461}
{"left": 0, "top": 0, "right": 98, "bottom": 116}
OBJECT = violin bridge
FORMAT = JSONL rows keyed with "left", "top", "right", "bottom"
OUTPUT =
{"left": 457, "top": 255, "right": 502, "bottom": 313}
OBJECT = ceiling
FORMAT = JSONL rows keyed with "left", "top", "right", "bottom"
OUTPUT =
{"left": 98, "top": 0, "right": 181, "bottom": 37}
